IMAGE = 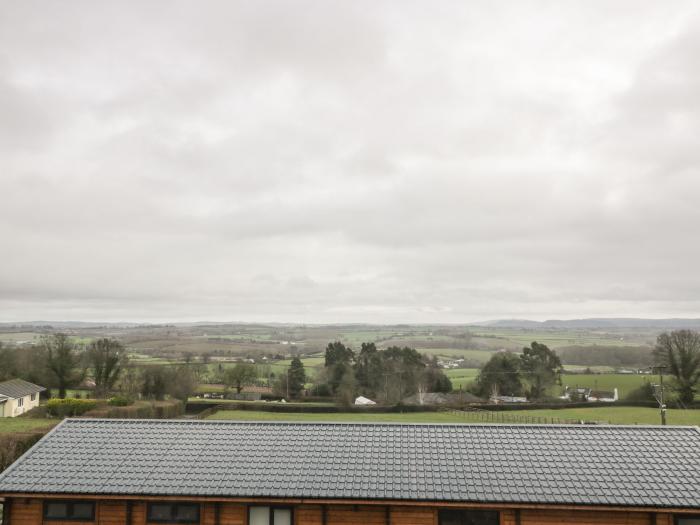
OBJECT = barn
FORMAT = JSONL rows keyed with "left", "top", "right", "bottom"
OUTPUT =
{"left": 0, "top": 419, "right": 698, "bottom": 525}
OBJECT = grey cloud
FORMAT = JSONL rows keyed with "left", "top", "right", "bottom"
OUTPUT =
{"left": 1, "top": 1, "right": 700, "bottom": 322}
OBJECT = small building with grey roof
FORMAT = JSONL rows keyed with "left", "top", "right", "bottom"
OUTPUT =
{"left": 0, "top": 379, "right": 45, "bottom": 418}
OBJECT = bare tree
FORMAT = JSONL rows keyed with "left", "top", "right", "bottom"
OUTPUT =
{"left": 43, "top": 334, "right": 86, "bottom": 399}
{"left": 86, "top": 338, "right": 128, "bottom": 398}
{"left": 223, "top": 363, "right": 258, "bottom": 394}
{"left": 653, "top": 330, "right": 700, "bottom": 405}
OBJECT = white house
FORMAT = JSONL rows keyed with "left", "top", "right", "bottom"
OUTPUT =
{"left": 0, "top": 378, "right": 45, "bottom": 417}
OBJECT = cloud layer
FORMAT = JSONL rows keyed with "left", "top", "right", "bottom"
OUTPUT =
{"left": 2, "top": 1, "right": 700, "bottom": 323}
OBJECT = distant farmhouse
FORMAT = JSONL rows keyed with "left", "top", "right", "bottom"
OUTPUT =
{"left": 0, "top": 420, "right": 699, "bottom": 525}
{"left": 560, "top": 386, "right": 619, "bottom": 402}
{"left": 0, "top": 379, "right": 45, "bottom": 418}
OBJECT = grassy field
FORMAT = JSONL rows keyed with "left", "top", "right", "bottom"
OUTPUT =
{"left": 206, "top": 407, "right": 700, "bottom": 426}
{"left": 207, "top": 410, "right": 479, "bottom": 423}
{"left": 471, "top": 329, "right": 649, "bottom": 348}
{"left": 514, "top": 407, "right": 700, "bottom": 426}
{"left": 0, "top": 418, "right": 58, "bottom": 434}
{"left": 420, "top": 348, "right": 495, "bottom": 362}
{"left": 560, "top": 373, "right": 652, "bottom": 398}
{"left": 444, "top": 368, "right": 479, "bottom": 389}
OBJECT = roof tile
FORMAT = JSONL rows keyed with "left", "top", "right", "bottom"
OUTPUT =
{"left": 0, "top": 419, "right": 698, "bottom": 509}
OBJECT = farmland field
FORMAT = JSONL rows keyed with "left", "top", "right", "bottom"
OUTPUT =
{"left": 421, "top": 348, "right": 495, "bottom": 362}
{"left": 470, "top": 329, "right": 652, "bottom": 348}
{"left": 560, "top": 373, "right": 653, "bottom": 399}
{"left": 206, "top": 407, "right": 700, "bottom": 426}
{"left": 444, "top": 368, "right": 479, "bottom": 389}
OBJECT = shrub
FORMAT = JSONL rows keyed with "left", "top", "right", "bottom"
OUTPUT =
{"left": 107, "top": 396, "right": 133, "bottom": 407}
{"left": 0, "top": 432, "right": 47, "bottom": 471}
{"left": 86, "top": 400, "right": 184, "bottom": 419}
{"left": 625, "top": 382, "right": 657, "bottom": 402}
{"left": 46, "top": 398, "right": 98, "bottom": 417}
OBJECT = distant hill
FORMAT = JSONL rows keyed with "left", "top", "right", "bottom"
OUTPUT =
{"left": 474, "top": 318, "right": 700, "bottom": 329}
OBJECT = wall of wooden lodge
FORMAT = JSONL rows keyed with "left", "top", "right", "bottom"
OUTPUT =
{"left": 2, "top": 498, "right": 677, "bottom": 525}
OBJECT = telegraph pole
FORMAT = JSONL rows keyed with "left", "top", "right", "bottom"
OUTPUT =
{"left": 651, "top": 366, "right": 667, "bottom": 425}
{"left": 659, "top": 367, "right": 666, "bottom": 426}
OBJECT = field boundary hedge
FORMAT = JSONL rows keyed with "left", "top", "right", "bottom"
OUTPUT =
{"left": 0, "top": 429, "right": 51, "bottom": 471}
{"left": 86, "top": 400, "right": 184, "bottom": 419}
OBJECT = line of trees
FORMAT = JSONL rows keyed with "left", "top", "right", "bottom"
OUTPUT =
{"left": 0, "top": 334, "right": 198, "bottom": 402}
{"left": 313, "top": 341, "right": 452, "bottom": 405}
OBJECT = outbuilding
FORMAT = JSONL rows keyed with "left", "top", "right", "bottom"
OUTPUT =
{"left": 0, "top": 379, "right": 45, "bottom": 418}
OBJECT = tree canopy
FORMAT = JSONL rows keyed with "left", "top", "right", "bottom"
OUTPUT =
{"left": 519, "top": 342, "right": 562, "bottom": 400}
{"left": 475, "top": 352, "right": 523, "bottom": 398}
{"left": 222, "top": 363, "right": 258, "bottom": 394}
{"left": 86, "top": 338, "right": 128, "bottom": 397}
{"left": 43, "top": 333, "right": 86, "bottom": 399}
{"left": 653, "top": 330, "right": 700, "bottom": 405}
{"left": 321, "top": 342, "right": 451, "bottom": 404}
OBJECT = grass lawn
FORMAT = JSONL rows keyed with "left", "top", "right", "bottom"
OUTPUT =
{"left": 0, "top": 418, "right": 59, "bottom": 434}
{"left": 206, "top": 407, "right": 700, "bottom": 426}
{"left": 514, "top": 407, "right": 700, "bottom": 426}
{"left": 206, "top": 409, "right": 478, "bottom": 423}
{"left": 190, "top": 398, "right": 334, "bottom": 406}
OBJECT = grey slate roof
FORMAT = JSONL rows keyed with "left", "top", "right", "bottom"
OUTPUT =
{"left": 0, "top": 378, "right": 45, "bottom": 399}
{"left": 0, "top": 419, "right": 699, "bottom": 509}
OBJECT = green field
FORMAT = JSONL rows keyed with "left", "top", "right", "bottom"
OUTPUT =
{"left": 0, "top": 418, "right": 58, "bottom": 434}
{"left": 421, "top": 348, "right": 495, "bottom": 362}
{"left": 206, "top": 407, "right": 700, "bottom": 426}
{"left": 207, "top": 409, "right": 480, "bottom": 423}
{"left": 471, "top": 329, "right": 648, "bottom": 348}
{"left": 444, "top": 368, "right": 480, "bottom": 389}
{"left": 514, "top": 407, "right": 700, "bottom": 426}
{"left": 560, "top": 373, "right": 652, "bottom": 399}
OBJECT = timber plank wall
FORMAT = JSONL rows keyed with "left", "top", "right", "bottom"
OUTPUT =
{"left": 1, "top": 499, "right": 679, "bottom": 525}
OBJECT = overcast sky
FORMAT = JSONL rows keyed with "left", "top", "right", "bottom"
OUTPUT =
{"left": 1, "top": 1, "right": 700, "bottom": 324}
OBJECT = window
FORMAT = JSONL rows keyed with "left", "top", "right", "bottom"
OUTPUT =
{"left": 44, "top": 501, "right": 95, "bottom": 521}
{"left": 147, "top": 503, "right": 200, "bottom": 523}
{"left": 17, "top": 397, "right": 24, "bottom": 407}
{"left": 31, "top": 393, "right": 37, "bottom": 401}
{"left": 248, "top": 506, "right": 292, "bottom": 525}
{"left": 676, "top": 517, "right": 700, "bottom": 525}
{"left": 438, "top": 509, "right": 499, "bottom": 525}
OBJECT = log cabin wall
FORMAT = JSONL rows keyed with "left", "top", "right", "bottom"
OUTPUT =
{"left": 1, "top": 499, "right": 679, "bottom": 525}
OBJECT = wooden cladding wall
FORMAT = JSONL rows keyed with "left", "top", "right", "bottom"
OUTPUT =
{"left": 3, "top": 499, "right": 676, "bottom": 525}
{"left": 501, "top": 509, "right": 670, "bottom": 525}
